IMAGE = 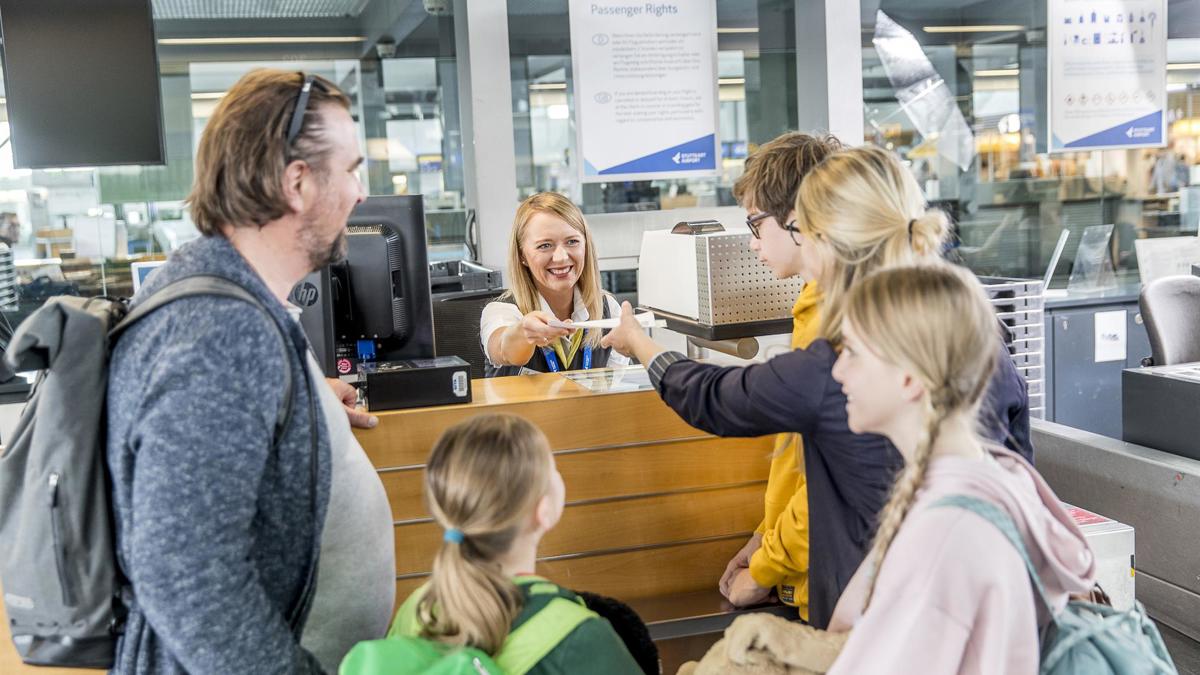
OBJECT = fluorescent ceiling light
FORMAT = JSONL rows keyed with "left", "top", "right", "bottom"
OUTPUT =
{"left": 924, "top": 25, "right": 1025, "bottom": 33}
{"left": 975, "top": 69, "right": 1020, "bottom": 77}
{"left": 717, "top": 27, "right": 758, "bottom": 34}
{"left": 529, "top": 82, "right": 566, "bottom": 91}
{"left": 718, "top": 77, "right": 746, "bottom": 85}
{"left": 159, "top": 36, "right": 365, "bottom": 46}
{"left": 1167, "top": 63, "right": 1200, "bottom": 70}
{"left": 190, "top": 92, "right": 226, "bottom": 100}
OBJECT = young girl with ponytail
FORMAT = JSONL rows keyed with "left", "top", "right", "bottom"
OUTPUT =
{"left": 823, "top": 264, "right": 1094, "bottom": 673}
{"left": 381, "top": 413, "right": 640, "bottom": 674}
{"left": 603, "top": 145, "right": 1033, "bottom": 628}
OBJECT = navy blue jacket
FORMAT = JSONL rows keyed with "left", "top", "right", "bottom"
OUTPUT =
{"left": 647, "top": 339, "right": 1032, "bottom": 629}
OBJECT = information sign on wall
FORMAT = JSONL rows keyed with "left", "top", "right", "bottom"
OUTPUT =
{"left": 1048, "top": 0, "right": 1167, "bottom": 152}
{"left": 568, "top": 1, "right": 720, "bottom": 182}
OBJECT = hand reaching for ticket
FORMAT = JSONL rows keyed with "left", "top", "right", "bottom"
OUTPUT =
{"left": 600, "top": 301, "right": 665, "bottom": 365}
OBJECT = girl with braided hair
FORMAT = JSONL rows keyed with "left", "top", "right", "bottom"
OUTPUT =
{"left": 824, "top": 264, "right": 1095, "bottom": 674}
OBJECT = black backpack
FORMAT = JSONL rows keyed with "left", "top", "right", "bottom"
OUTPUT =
{"left": 0, "top": 275, "right": 315, "bottom": 667}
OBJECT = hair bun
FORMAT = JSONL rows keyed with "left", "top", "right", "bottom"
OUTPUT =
{"left": 907, "top": 210, "right": 948, "bottom": 256}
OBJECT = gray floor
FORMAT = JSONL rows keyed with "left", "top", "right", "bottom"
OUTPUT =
{"left": 1159, "top": 622, "right": 1200, "bottom": 675}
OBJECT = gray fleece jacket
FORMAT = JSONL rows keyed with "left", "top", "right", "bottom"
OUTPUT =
{"left": 106, "top": 235, "right": 332, "bottom": 674}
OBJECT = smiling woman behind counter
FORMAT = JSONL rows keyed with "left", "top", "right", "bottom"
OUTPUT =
{"left": 480, "top": 192, "right": 628, "bottom": 377}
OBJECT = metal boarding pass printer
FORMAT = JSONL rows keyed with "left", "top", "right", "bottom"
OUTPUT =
{"left": 637, "top": 220, "right": 806, "bottom": 359}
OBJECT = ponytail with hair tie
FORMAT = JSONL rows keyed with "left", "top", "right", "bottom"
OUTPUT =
{"left": 417, "top": 414, "right": 555, "bottom": 655}
{"left": 907, "top": 218, "right": 916, "bottom": 245}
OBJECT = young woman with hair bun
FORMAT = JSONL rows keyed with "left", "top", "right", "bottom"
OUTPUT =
{"left": 602, "top": 145, "right": 1033, "bottom": 628}
{"left": 822, "top": 264, "right": 1094, "bottom": 673}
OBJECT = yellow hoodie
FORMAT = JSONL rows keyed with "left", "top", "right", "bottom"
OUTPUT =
{"left": 748, "top": 283, "right": 820, "bottom": 620}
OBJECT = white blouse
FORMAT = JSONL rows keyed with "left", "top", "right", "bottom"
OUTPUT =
{"left": 479, "top": 288, "right": 630, "bottom": 368}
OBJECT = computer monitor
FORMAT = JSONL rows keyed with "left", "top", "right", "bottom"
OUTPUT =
{"left": 290, "top": 195, "right": 434, "bottom": 378}
{"left": 0, "top": 0, "right": 165, "bottom": 168}
{"left": 130, "top": 260, "right": 166, "bottom": 294}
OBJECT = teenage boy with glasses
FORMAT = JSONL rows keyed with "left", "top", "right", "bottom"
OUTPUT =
{"left": 718, "top": 132, "right": 843, "bottom": 621}
{"left": 107, "top": 69, "right": 376, "bottom": 674}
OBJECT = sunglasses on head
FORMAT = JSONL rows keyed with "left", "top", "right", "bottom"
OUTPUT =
{"left": 285, "top": 74, "right": 329, "bottom": 149}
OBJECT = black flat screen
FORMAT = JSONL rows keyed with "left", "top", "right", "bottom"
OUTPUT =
{"left": 0, "top": 0, "right": 164, "bottom": 168}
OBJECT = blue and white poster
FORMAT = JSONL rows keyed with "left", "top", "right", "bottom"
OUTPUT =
{"left": 1049, "top": 0, "right": 1167, "bottom": 152}
{"left": 569, "top": 1, "right": 719, "bottom": 182}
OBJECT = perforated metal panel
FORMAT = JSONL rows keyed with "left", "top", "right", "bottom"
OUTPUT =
{"left": 981, "top": 277, "right": 1046, "bottom": 420}
{"left": 152, "top": 0, "right": 371, "bottom": 19}
{"left": 0, "top": 248, "right": 15, "bottom": 311}
{"left": 695, "top": 233, "right": 807, "bottom": 325}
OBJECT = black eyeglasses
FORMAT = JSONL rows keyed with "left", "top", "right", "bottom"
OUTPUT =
{"left": 285, "top": 74, "right": 327, "bottom": 149}
{"left": 746, "top": 211, "right": 770, "bottom": 239}
{"left": 746, "top": 211, "right": 803, "bottom": 244}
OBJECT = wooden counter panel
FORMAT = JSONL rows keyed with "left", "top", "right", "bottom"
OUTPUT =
{"left": 537, "top": 536, "right": 747, "bottom": 600}
{"left": 361, "top": 391, "right": 706, "bottom": 468}
{"left": 392, "top": 483, "right": 765, "bottom": 576}
{"left": 394, "top": 535, "right": 746, "bottom": 606}
{"left": 380, "top": 435, "right": 775, "bottom": 521}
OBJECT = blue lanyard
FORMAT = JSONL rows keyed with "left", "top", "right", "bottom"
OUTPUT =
{"left": 542, "top": 345, "right": 592, "bottom": 373}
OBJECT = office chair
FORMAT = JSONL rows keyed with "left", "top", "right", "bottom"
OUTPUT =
{"left": 1139, "top": 275, "right": 1200, "bottom": 366}
{"left": 432, "top": 287, "right": 505, "bottom": 379}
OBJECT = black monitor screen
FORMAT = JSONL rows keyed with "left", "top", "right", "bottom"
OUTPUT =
{"left": 0, "top": 0, "right": 164, "bottom": 168}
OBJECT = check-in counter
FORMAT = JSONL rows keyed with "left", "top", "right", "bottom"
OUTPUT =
{"left": 363, "top": 371, "right": 772, "bottom": 604}
{"left": 0, "top": 372, "right": 772, "bottom": 674}
{"left": 1033, "top": 418, "right": 1200, "bottom": 642}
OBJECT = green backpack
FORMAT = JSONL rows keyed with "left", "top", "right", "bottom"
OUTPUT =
{"left": 340, "top": 578, "right": 597, "bottom": 675}
{"left": 932, "top": 495, "right": 1177, "bottom": 675}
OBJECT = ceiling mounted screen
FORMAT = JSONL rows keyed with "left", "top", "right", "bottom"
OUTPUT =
{"left": 0, "top": 0, "right": 164, "bottom": 168}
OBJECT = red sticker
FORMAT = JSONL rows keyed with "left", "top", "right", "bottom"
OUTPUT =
{"left": 1066, "top": 506, "right": 1110, "bottom": 526}
{"left": 336, "top": 358, "right": 353, "bottom": 375}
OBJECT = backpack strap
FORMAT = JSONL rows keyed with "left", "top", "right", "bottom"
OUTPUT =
{"left": 110, "top": 275, "right": 294, "bottom": 443}
{"left": 109, "top": 274, "right": 319, "bottom": 634}
{"left": 496, "top": 583, "right": 597, "bottom": 675}
{"left": 930, "top": 495, "right": 1056, "bottom": 620}
{"left": 392, "top": 580, "right": 597, "bottom": 675}
{"left": 389, "top": 582, "right": 430, "bottom": 639}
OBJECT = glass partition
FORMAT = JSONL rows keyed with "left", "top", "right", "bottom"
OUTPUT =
{"left": 507, "top": 0, "right": 795, "bottom": 214}
{"left": 0, "top": 0, "right": 465, "bottom": 343}
{"left": 861, "top": 3, "right": 1200, "bottom": 286}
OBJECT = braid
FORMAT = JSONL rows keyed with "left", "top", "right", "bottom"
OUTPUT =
{"left": 862, "top": 394, "right": 945, "bottom": 609}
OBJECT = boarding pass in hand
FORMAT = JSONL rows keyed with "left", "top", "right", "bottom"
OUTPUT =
{"left": 547, "top": 311, "right": 659, "bottom": 331}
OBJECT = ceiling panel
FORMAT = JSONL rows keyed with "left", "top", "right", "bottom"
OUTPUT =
{"left": 152, "top": 0, "right": 373, "bottom": 20}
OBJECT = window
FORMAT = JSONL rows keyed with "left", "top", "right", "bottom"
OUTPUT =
{"left": 861, "top": 3, "right": 1200, "bottom": 287}
{"left": 0, "top": 0, "right": 465, "bottom": 346}
{"left": 507, "top": 0, "right": 796, "bottom": 214}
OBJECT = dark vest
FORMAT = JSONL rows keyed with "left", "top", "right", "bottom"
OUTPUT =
{"left": 485, "top": 295, "right": 614, "bottom": 378}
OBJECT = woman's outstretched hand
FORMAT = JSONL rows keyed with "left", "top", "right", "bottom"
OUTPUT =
{"left": 520, "top": 310, "right": 572, "bottom": 347}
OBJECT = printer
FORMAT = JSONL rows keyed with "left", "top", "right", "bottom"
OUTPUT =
{"left": 1123, "top": 362, "right": 1200, "bottom": 461}
{"left": 637, "top": 221, "right": 806, "bottom": 326}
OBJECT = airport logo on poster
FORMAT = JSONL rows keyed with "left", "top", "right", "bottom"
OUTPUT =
{"left": 1049, "top": 0, "right": 1167, "bottom": 152}
{"left": 569, "top": 1, "right": 720, "bottom": 182}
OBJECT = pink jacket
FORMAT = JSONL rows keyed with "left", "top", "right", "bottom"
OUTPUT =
{"left": 826, "top": 447, "right": 1096, "bottom": 675}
